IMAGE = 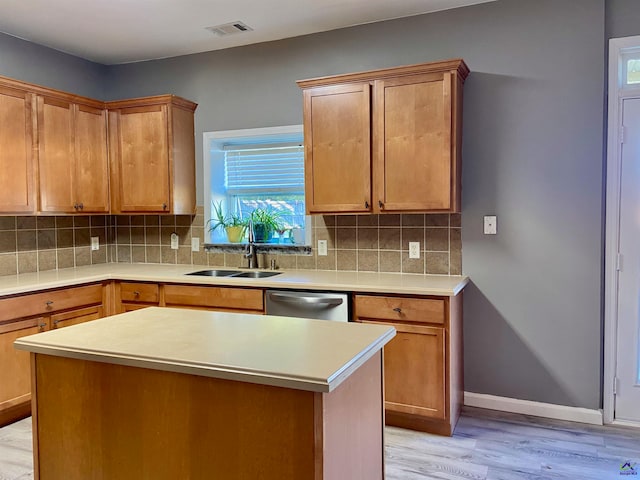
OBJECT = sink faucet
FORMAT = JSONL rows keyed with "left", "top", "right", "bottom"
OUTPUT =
{"left": 244, "top": 218, "right": 259, "bottom": 269}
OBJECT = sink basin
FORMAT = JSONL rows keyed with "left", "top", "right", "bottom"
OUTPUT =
{"left": 185, "top": 270, "right": 282, "bottom": 279}
{"left": 185, "top": 269, "right": 241, "bottom": 277}
{"left": 229, "top": 271, "right": 283, "bottom": 279}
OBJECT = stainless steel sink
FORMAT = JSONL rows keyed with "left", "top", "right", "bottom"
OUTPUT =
{"left": 230, "top": 271, "right": 282, "bottom": 279}
{"left": 185, "top": 269, "right": 282, "bottom": 279}
{"left": 185, "top": 269, "right": 242, "bottom": 277}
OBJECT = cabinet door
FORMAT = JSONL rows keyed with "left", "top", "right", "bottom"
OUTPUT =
{"left": 75, "top": 104, "right": 109, "bottom": 213}
{"left": 0, "top": 86, "right": 35, "bottom": 213}
{"left": 359, "top": 320, "right": 446, "bottom": 420}
{"left": 51, "top": 305, "right": 103, "bottom": 329}
{"left": 374, "top": 72, "right": 453, "bottom": 212}
{"left": 115, "top": 105, "right": 170, "bottom": 212}
{"left": 0, "top": 317, "right": 47, "bottom": 422}
{"left": 37, "top": 96, "right": 75, "bottom": 213}
{"left": 303, "top": 84, "right": 372, "bottom": 214}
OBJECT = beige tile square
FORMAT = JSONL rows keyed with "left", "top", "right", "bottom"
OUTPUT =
{"left": 207, "top": 252, "right": 225, "bottom": 266}
{"left": 160, "top": 215, "right": 176, "bottom": 226}
{"left": 0, "top": 253, "right": 17, "bottom": 276}
{"left": 273, "top": 254, "right": 296, "bottom": 269}
{"left": 176, "top": 226, "right": 191, "bottom": 246}
{"left": 336, "top": 228, "right": 356, "bottom": 249}
{"left": 57, "top": 248, "right": 75, "bottom": 269}
{"left": 357, "top": 215, "right": 378, "bottom": 227}
{"left": 379, "top": 228, "right": 400, "bottom": 250}
{"left": 145, "top": 215, "right": 160, "bottom": 226}
{"left": 314, "top": 226, "right": 336, "bottom": 248}
{"left": 0, "top": 231, "right": 16, "bottom": 253}
{"left": 192, "top": 227, "right": 205, "bottom": 242}
{"left": 337, "top": 250, "right": 356, "bottom": 271}
{"left": 0, "top": 217, "right": 16, "bottom": 230}
{"left": 132, "top": 246, "right": 146, "bottom": 263}
{"left": 91, "top": 247, "right": 107, "bottom": 265}
{"left": 38, "top": 250, "right": 57, "bottom": 271}
{"left": 75, "top": 228, "right": 90, "bottom": 247}
{"left": 115, "top": 216, "right": 130, "bottom": 226}
{"left": 450, "top": 214, "right": 461, "bottom": 228}
{"left": 401, "top": 214, "right": 424, "bottom": 227}
{"left": 55, "top": 216, "right": 73, "bottom": 228}
{"left": 75, "top": 246, "right": 91, "bottom": 267}
{"left": 357, "top": 250, "right": 379, "bottom": 272}
{"left": 426, "top": 214, "right": 449, "bottom": 227}
{"left": 18, "top": 252, "right": 37, "bottom": 274}
{"left": 17, "top": 230, "right": 36, "bottom": 251}
{"left": 316, "top": 249, "right": 336, "bottom": 271}
{"left": 450, "top": 228, "right": 461, "bottom": 255}
{"left": 90, "top": 215, "right": 108, "bottom": 227}
{"left": 17, "top": 217, "right": 36, "bottom": 230}
{"left": 357, "top": 228, "right": 378, "bottom": 250}
{"left": 116, "top": 245, "right": 132, "bottom": 263}
{"left": 380, "top": 251, "right": 401, "bottom": 273}
{"left": 130, "top": 227, "right": 145, "bottom": 245}
{"left": 37, "top": 230, "right": 56, "bottom": 250}
{"left": 145, "top": 226, "right": 160, "bottom": 245}
{"left": 196, "top": 205, "right": 205, "bottom": 215}
{"left": 146, "top": 246, "right": 161, "bottom": 264}
{"left": 296, "top": 254, "right": 316, "bottom": 270}
{"left": 177, "top": 246, "right": 192, "bottom": 264}
{"left": 402, "top": 254, "right": 425, "bottom": 274}
{"left": 36, "top": 217, "right": 55, "bottom": 229}
{"left": 401, "top": 228, "right": 424, "bottom": 249}
{"left": 116, "top": 226, "right": 131, "bottom": 245}
{"left": 161, "top": 246, "right": 176, "bottom": 264}
{"left": 426, "top": 228, "right": 449, "bottom": 252}
{"left": 176, "top": 215, "right": 194, "bottom": 226}
{"left": 191, "top": 250, "right": 207, "bottom": 266}
{"left": 130, "top": 215, "right": 145, "bottom": 226}
{"left": 314, "top": 215, "right": 336, "bottom": 227}
{"left": 450, "top": 249, "right": 462, "bottom": 275}
{"left": 379, "top": 214, "right": 400, "bottom": 227}
{"left": 224, "top": 253, "right": 243, "bottom": 268}
{"left": 426, "top": 252, "right": 449, "bottom": 275}
{"left": 161, "top": 227, "right": 175, "bottom": 246}
{"left": 57, "top": 229, "right": 74, "bottom": 248}
{"left": 336, "top": 215, "right": 356, "bottom": 226}
{"left": 73, "top": 216, "right": 90, "bottom": 228}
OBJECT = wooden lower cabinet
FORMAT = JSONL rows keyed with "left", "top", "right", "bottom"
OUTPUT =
{"left": 114, "top": 282, "right": 264, "bottom": 314}
{"left": 0, "top": 283, "right": 106, "bottom": 426}
{"left": 354, "top": 293, "right": 463, "bottom": 436}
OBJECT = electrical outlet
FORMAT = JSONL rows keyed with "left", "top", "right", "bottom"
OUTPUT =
{"left": 409, "top": 242, "right": 420, "bottom": 259}
{"left": 317, "top": 239, "right": 328, "bottom": 256}
{"left": 191, "top": 237, "right": 200, "bottom": 252}
{"left": 90, "top": 236, "right": 99, "bottom": 251}
{"left": 484, "top": 215, "right": 497, "bottom": 235}
{"left": 170, "top": 232, "right": 179, "bottom": 250}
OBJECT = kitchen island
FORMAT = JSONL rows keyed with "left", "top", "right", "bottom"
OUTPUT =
{"left": 15, "top": 307, "right": 395, "bottom": 480}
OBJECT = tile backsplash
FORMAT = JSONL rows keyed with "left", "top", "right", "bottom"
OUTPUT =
{"left": 0, "top": 207, "right": 461, "bottom": 276}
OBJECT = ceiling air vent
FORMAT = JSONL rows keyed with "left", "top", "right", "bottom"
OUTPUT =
{"left": 206, "top": 21, "right": 253, "bottom": 37}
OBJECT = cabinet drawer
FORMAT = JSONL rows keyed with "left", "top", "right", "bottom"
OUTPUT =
{"left": 164, "top": 285, "right": 264, "bottom": 311}
{"left": 354, "top": 295, "right": 445, "bottom": 324}
{"left": 120, "top": 282, "right": 159, "bottom": 303}
{"left": 0, "top": 284, "right": 103, "bottom": 323}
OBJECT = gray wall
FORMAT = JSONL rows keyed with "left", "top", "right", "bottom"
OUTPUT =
{"left": 0, "top": 32, "right": 106, "bottom": 98}
{"left": 106, "top": 0, "right": 606, "bottom": 409}
{"left": 606, "top": 0, "right": 640, "bottom": 39}
{"left": 0, "top": 0, "right": 621, "bottom": 409}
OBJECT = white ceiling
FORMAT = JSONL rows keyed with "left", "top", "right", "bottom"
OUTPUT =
{"left": 0, "top": 0, "right": 494, "bottom": 65}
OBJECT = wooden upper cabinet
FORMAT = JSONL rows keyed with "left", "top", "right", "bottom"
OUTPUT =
{"left": 107, "top": 95, "right": 197, "bottom": 214}
{"left": 298, "top": 59, "right": 468, "bottom": 214}
{"left": 303, "top": 84, "right": 372, "bottom": 213}
{"left": 37, "top": 95, "right": 109, "bottom": 214}
{"left": 0, "top": 86, "right": 35, "bottom": 213}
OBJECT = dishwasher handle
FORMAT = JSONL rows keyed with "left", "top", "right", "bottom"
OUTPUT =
{"left": 267, "top": 292, "right": 344, "bottom": 307}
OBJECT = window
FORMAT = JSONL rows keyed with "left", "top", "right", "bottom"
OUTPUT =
{"left": 622, "top": 51, "right": 640, "bottom": 87}
{"left": 204, "top": 125, "right": 309, "bottom": 244}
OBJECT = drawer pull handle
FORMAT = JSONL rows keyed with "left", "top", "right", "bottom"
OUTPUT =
{"left": 364, "top": 201, "right": 369, "bottom": 209}
{"left": 393, "top": 307, "right": 402, "bottom": 313}
{"left": 45, "top": 301, "right": 54, "bottom": 306}
{"left": 379, "top": 200, "right": 384, "bottom": 209}
{"left": 133, "top": 291, "right": 140, "bottom": 297}
{"left": 39, "top": 323, "right": 46, "bottom": 328}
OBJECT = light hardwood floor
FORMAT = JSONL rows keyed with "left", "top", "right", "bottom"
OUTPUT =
{"left": 1, "top": 407, "right": 638, "bottom": 480}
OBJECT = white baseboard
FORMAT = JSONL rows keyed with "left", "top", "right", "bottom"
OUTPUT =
{"left": 464, "top": 392, "right": 603, "bottom": 425}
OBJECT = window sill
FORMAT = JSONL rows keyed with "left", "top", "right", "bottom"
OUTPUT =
{"left": 204, "top": 243, "right": 312, "bottom": 255}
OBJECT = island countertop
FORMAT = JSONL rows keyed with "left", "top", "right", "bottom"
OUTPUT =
{"left": 14, "top": 306, "right": 396, "bottom": 393}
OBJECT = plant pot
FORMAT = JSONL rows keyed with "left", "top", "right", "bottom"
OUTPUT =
{"left": 225, "top": 226, "right": 246, "bottom": 243}
{"left": 252, "top": 223, "right": 273, "bottom": 243}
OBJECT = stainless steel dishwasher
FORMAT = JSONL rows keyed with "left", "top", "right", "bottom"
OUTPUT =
{"left": 265, "top": 290, "right": 349, "bottom": 322}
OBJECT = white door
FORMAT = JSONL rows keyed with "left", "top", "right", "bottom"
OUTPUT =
{"left": 616, "top": 96, "right": 640, "bottom": 423}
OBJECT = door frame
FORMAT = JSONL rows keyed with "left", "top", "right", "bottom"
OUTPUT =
{"left": 604, "top": 35, "right": 640, "bottom": 425}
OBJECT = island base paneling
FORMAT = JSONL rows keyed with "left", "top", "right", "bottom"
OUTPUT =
{"left": 30, "top": 351, "right": 384, "bottom": 480}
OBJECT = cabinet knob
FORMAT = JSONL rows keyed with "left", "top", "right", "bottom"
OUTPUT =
{"left": 393, "top": 307, "right": 402, "bottom": 313}
{"left": 133, "top": 291, "right": 140, "bottom": 297}
{"left": 53, "top": 319, "right": 60, "bottom": 325}
{"left": 162, "top": 203, "right": 168, "bottom": 210}
{"left": 74, "top": 203, "right": 79, "bottom": 210}
{"left": 378, "top": 200, "right": 384, "bottom": 209}
{"left": 38, "top": 323, "right": 46, "bottom": 329}
{"left": 365, "top": 201, "right": 369, "bottom": 209}
{"left": 45, "top": 300, "right": 54, "bottom": 307}
{"left": 79, "top": 203, "right": 84, "bottom": 210}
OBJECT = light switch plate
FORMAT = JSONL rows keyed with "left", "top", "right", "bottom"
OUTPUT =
{"left": 170, "top": 233, "right": 179, "bottom": 250}
{"left": 317, "top": 240, "right": 328, "bottom": 256}
{"left": 90, "top": 236, "right": 99, "bottom": 251}
{"left": 409, "top": 242, "right": 420, "bottom": 259}
{"left": 191, "top": 237, "right": 200, "bottom": 252}
{"left": 484, "top": 215, "right": 497, "bottom": 235}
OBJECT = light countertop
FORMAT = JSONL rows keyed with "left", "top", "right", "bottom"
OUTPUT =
{"left": 14, "top": 306, "right": 396, "bottom": 393}
{"left": 0, "top": 263, "right": 468, "bottom": 297}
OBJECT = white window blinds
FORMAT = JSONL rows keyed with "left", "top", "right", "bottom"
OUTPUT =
{"left": 224, "top": 143, "right": 304, "bottom": 195}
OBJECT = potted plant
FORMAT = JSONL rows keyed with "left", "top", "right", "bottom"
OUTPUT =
{"left": 250, "top": 208, "right": 282, "bottom": 243}
{"left": 208, "top": 201, "right": 247, "bottom": 243}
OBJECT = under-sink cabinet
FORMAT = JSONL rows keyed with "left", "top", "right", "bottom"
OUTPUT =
{"left": 298, "top": 59, "right": 468, "bottom": 214}
{"left": 0, "top": 282, "right": 108, "bottom": 426}
{"left": 353, "top": 293, "right": 463, "bottom": 436}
